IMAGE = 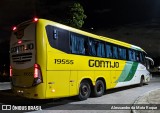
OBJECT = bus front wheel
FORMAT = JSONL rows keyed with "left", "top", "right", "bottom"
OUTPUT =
{"left": 78, "top": 80, "right": 91, "bottom": 100}
{"left": 139, "top": 76, "right": 144, "bottom": 87}
{"left": 93, "top": 80, "right": 105, "bottom": 97}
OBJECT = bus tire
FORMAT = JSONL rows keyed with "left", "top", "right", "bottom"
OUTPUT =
{"left": 139, "top": 76, "right": 144, "bottom": 87}
{"left": 78, "top": 80, "right": 91, "bottom": 100}
{"left": 93, "top": 80, "right": 105, "bottom": 97}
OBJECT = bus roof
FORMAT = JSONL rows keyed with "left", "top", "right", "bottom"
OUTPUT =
{"left": 39, "top": 19, "right": 145, "bottom": 52}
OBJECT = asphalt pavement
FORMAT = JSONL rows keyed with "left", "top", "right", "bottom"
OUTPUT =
{"left": 0, "top": 76, "right": 160, "bottom": 113}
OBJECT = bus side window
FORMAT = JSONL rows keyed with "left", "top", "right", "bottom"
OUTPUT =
{"left": 97, "top": 42, "right": 105, "bottom": 57}
{"left": 139, "top": 52, "right": 145, "bottom": 63}
{"left": 139, "top": 52, "right": 143, "bottom": 62}
{"left": 118, "top": 47, "right": 126, "bottom": 60}
{"left": 135, "top": 51, "right": 140, "bottom": 62}
{"left": 46, "top": 25, "right": 70, "bottom": 53}
{"left": 105, "top": 44, "right": 112, "bottom": 58}
{"left": 113, "top": 46, "right": 118, "bottom": 59}
{"left": 132, "top": 51, "right": 136, "bottom": 61}
{"left": 70, "top": 33, "right": 85, "bottom": 55}
{"left": 128, "top": 50, "right": 133, "bottom": 61}
{"left": 87, "top": 39, "right": 96, "bottom": 56}
{"left": 128, "top": 50, "right": 136, "bottom": 61}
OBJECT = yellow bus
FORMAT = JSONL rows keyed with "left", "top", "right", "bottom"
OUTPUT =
{"left": 10, "top": 18, "right": 153, "bottom": 100}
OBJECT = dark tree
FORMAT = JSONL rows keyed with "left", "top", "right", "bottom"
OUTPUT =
{"left": 35, "top": 1, "right": 87, "bottom": 28}
{"left": 65, "top": 2, "right": 87, "bottom": 28}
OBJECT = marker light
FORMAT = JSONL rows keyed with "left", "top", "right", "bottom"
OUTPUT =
{"left": 18, "top": 40, "right": 22, "bottom": 44}
{"left": 10, "top": 66, "right": 12, "bottom": 77}
{"left": 52, "top": 89, "right": 56, "bottom": 93}
{"left": 13, "top": 26, "right": 17, "bottom": 31}
{"left": 33, "top": 17, "right": 39, "bottom": 22}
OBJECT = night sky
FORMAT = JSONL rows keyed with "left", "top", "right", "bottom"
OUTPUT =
{"left": 0, "top": 0, "right": 160, "bottom": 65}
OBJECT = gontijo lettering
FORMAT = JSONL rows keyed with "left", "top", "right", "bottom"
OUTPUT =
{"left": 11, "top": 43, "right": 34, "bottom": 53}
{"left": 89, "top": 59, "right": 119, "bottom": 68}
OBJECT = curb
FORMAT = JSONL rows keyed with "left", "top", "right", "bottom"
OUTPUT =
{"left": 0, "top": 82, "right": 13, "bottom": 96}
{"left": 131, "top": 88, "right": 160, "bottom": 113}
{"left": 0, "top": 82, "right": 11, "bottom": 85}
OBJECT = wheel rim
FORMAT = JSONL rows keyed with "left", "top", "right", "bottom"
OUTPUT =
{"left": 97, "top": 84, "right": 103, "bottom": 93}
{"left": 81, "top": 85, "right": 88, "bottom": 96}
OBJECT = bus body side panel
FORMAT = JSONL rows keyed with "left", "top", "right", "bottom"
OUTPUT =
{"left": 115, "top": 62, "right": 150, "bottom": 88}
{"left": 110, "top": 60, "right": 126, "bottom": 88}
{"left": 34, "top": 20, "right": 47, "bottom": 99}
{"left": 114, "top": 61, "right": 136, "bottom": 87}
{"left": 42, "top": 19, "right": 150, "bottom": 99}
{"left": 46, "top": 50, "right": 96, "bottom": 98}
{"left": 129, "top": 63, "right": 150, "bottom": 84}
{"left": 46, "top": 51, "right": 71, "bottom": 98}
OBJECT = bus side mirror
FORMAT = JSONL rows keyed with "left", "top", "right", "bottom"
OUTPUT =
{"left": 145, "top": 56, "right": 154, "bottom": 70}
{"left": 145, "top": 57, "right": 154, "bottom": 65}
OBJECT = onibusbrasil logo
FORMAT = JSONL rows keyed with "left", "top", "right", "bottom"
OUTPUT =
{"left": 1, "top": 105, "right": 42, "bottom": 111}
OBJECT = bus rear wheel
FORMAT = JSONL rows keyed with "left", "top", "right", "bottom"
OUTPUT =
{"left": 93, "top": 80, "right": 105, "bottom": 97}
{"left": 78, "top": 80, "right": 91, "bottom": 100}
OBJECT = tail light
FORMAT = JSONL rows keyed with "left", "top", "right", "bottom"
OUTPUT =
{"left": 10, "top": 66, "right": 12, "bottom": 77}
{"left": 12, "top": 26, "right": 17, "bottom": 31}
{"left": 33, "top": 17, "right": 39, "bottom": 22}
{"left": 17, "top": 39, "right": 22, "bottom": 44}
{"left": 33, "top": 64, "right": 43, "bottom": 86}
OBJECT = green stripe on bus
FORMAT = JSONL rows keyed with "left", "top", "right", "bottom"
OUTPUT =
{"left": 117, "top": 62, "right": 133, "bottom": 82}
{"left": 124, "top": 62, "right": 138, "bottom": 81}
{"left": 117, "top": 62, "right": 138, "bottom": 82}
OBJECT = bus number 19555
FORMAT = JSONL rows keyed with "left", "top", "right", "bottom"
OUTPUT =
{"left": 54, "top": 59, "right": 74, "bottom": 65}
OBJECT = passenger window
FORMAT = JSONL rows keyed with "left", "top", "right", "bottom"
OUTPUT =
{"left": 135, "top": 51, "right": 140, "bottom": 62}
{"left": 118, "top": 47, "right": 126, "bottom": 60}
{"left": 105, "top": 44, "right": 112, "bottom": 58}
{"left": 87, "top": 39, "right": 96, "bottom": 56}
{"left": 46, "top": 25, "right": 70, "bottom": 53}
{"left": 70, "top": 33, "right": 85, "bottom": 55}
{"left": 139, "top": 52, "right": 145, "bottom": 63}
{"left": 113, "top": 46, "right": 118, "bottom": 59}
{"left": 97, "top": 42, "right": 105, "bottom": 57}
{"left": 128, "top": 50, "right": 136, "bottom": 61}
